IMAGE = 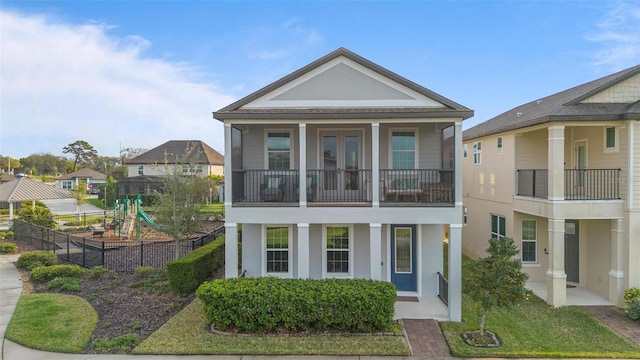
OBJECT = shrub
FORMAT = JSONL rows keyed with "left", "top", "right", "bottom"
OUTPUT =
{"left": 88, "top": 266, "right": 109, "bottom": 279}
{"left": 47, "top": 277, "right": 82, "bottom": 292}
{"left": 629, "top": 298, "right": 640, "bottom": 321}
{"left": 0, "top": 230, "right": 15, "bottom": 239}
{"left": 166, "top": 235, "right": 224, "bottom": 294}
{"left": 133, "top": 266, "right": 155, "bottom": 278}
{"left": 31, "top": 264, "right": 86, "bottom": 282}
{"left": 0, "top": 241, "right": 18, "bottom": 254}
{"left": 623, "top": 287, "right": 640, "bottom": 313}
{"left": 16, "top": 250, "right": 57, "bottom": 270}
{"left": 197, "top": 277, "right": 397, "bottom": 333}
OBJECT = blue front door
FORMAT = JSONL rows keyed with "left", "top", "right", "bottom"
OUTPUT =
{"left": 390, "top": 224, "right": 417, "bottom": 291}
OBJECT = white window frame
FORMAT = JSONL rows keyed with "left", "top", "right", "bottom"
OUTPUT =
{"left": 521, "top": 219, "right": 537, "bottom": 263}
{"left": 62, "top": 180, "right": 73, "bottom": 189}
{"left": 261, "top": 225, "right": 293, "bottom": 278}
{"left": 604, "top": 126, "right": 619, "bottom": 153}
{"left": 137, "top": 165, "right": 144, "bottom": 175}
{"left": 264, "top": 129, "right": 294, "bottom": 170}
{"left": 389, "top": 128, "right": 419, "bottom": 169}
{"left": 473, "top": 141, "right": 482, "bottom": 165}
{"left": 491, "top": 214, "right": 506, "bottom": 240}
{"left": 322, "top": 224, "right": 354, "bottom": 279}
{"left": 463, "top": 143, "right": 468, "bottom": 158}
{"left": 497, "top": 136, "right": 503, "bottom": 155}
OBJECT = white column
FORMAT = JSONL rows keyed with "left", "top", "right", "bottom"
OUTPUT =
{"left": 297, "top": 223, "right": 310, "bottom": 279}
{"left": 225, "top": 223, "right": 238, "bottom": 278}
{"left": 8, "top": 202, "right": 14, "bottom": 221}
{"left": 372, "top": 123, "right": 380, "bottom": 207}
{"left": 369, "top": 223, "right": 382, "bottom": 280}
{"left": 546, "top": 218, "right": 566, "bottom": 307}
{"left": 223, "top": 123, "right": 233, "bottom": 207}
{"left": 547, "top": 126, "right": 565, "bottom": 201}
{"left": 609, "top": 219, "right": 625, "bottom": 306}
{"left": 448, "top": 224, "right": 462, "bottom": 322}
{"left": 299, "top": 123, "right": 307, "bottom": 207}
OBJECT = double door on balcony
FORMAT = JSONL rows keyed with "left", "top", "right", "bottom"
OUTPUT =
{"left": 320, "top": 131, "right": 365, "bottom": 202}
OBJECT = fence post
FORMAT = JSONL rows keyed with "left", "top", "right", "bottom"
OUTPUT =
{"left": 82, "top": 237, "right": 86, "bottom": 268}
{"left": 102, "top": 241, "right": 105, "bottom": 267}
{"left": 140, "top": 241, "right": 144, "bottom": 268}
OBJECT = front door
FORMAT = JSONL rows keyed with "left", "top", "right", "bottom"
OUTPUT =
{"left": 564, "top": 220, "right": 579, "bottom": 283}
{"left": 391, "top": 225, "right": 417, "bottom": 291}
{"left": 321, "top": 131, "right": 362, "bottom": 201}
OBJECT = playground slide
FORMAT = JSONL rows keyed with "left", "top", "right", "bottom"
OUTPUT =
{"left": 137, "top": 209, "right": 169, "bottom": 232}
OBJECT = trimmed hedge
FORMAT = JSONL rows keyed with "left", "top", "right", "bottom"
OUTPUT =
{"left": 166, "top": 235, "right": 225, "bottom": 294}
{"left": 0, "top": 241, "right": 17, "bottom": 254}
{"left": 16, "top": 250, "right": 57, "bottom": 270}
{"left": 30, "top": 264, "right": 86, "bottom": 282}
{"left": 196, "top": 277, "right": 396, "bottom": 333}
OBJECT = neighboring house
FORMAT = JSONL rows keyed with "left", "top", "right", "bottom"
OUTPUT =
{"left": 213, "top": 48, "right": 473, "bottom": 321}
{"left": 125, "top": 140, "right": 224, "bottom": 177}
{"left": 462, "top": 65, "right": 640, "bottom": 307}
{"left": 54, "top": 168, "right": 108, "bottom": 192}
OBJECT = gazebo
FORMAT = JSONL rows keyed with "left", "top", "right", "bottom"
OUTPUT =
{"left": 0, "top": 177, "right": 72, "bottom": 225}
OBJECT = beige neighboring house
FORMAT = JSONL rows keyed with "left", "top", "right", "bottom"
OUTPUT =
{"left": 54, "top": 168, "right": 108, "bottom": 191}
{"left": 462, "top": 64, "right": 640, "bottom": 308}
{"left": 125, "top": 140, "right": 224, "bottom": 177}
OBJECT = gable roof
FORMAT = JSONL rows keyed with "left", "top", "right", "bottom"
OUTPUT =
{"left": 126, "top": 140, "right": 224, "bottom": 166}
{"left": 57, "top": 168, "right": 107, "bottom": 181}
{"left": 464, "top": 64, "right": 640, "bottom": 141}
{"left": 214, "top": 47, "right": 473, "bottom": 121}
{"left": 0, "top": 177, "right": 72, "bottom": 202}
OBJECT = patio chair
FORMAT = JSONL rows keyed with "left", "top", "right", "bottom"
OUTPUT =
{"left": 260, "top": 174, "right": 286, "bottom": 202}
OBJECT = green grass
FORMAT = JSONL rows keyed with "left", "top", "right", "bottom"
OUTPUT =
{"left": 134, "top": 298, "right": 409, "bottom": 356}
{"left": 6, "top": 293, "right": 98, "bottom": 353}
{"left": 201, "top": 203, "right": 224, "bottom": 213}
{"left": 87, "top": 198, "right": 106, "bottom": 209}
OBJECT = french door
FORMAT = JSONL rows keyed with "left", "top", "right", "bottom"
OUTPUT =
{"left": 320, "top": 131, "right": 362, "bottom": 201}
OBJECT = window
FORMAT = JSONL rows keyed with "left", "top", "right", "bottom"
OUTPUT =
{"left": 267, "top": 131, "right": 291, "bottom": 170}
{"left": 473, "top": 141, "right": 482, "bottom": 165}
{"left": 137, "top": 165, "right": 144, "bottom": 175}
{"left": 463, "top": 144, "right": 468, "bottom": 157}
{"left": 497, "top": 137, "right": 503, "bottom": 154}
{"left": 323, "top": 225, "right": 353, "bottom": 278}
{"left": 521, "top": 220, "right": 537, "bottom": 262}
{"left": 62, "top": 180, "right": 73, "bottom": 189}
{"left": 491, "top": 214, "right": 506, "bottom": 240}
{"left": 391, "top": 130, "right": 416, "bottom": 169}
{"left": 604, "top": 127, "right": 618, "bottom": 152}
{"left": 264, "top": 226, "right": 291, "bottom": 276}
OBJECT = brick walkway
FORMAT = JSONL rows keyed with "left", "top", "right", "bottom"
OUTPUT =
{"left": 581, "top": 306, "right": 640, "bottom": 346}
{"left": 403, "top": 319, "right": 451, "bottom": 357}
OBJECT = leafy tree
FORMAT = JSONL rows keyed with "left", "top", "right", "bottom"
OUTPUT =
{"left": 69, "top": 180, "right": 88, "bottom": 221}
{"left": 464, "top": 237, "right": 530, "bottom": 341}
{"left": 63, "top": 140, "right": 98, "bottom": 172}
{"left": 106, "top": 165, "right": 127, "bottom": 180}
{"left": 120, "top": 147, "right": 147, "bottom": 164}
{"left": 102, "top": 176, "right": 118, "bottom": 208}
{"left": 18, "top": 153, "right": 68, "bottom": 176}
{"left": 91, "top": 156, "right": 120, "bottom": 173}
{"left": 17, "top": 205, "right": 55, "bottom": 228}
{"left": 0, "top": 155, "right": 21, "bottom": 174}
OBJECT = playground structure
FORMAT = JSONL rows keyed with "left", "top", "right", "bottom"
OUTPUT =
{"left": 111, "top": 195, "right": 170, "bottom": 240}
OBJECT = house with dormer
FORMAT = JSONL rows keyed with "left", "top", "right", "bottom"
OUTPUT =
{"left": 213, "top": 48, "right": 473, "bottom": 321}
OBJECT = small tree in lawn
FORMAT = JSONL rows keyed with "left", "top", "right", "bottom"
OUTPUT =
{"left": 464, "top": 236, "right": 530, "bottom": 344}
{"left": 69, "top": 180, "right": 88, "bottom": 222}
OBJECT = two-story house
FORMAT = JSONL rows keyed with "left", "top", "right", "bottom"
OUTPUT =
{"left": 213, "top": 48, "right": 473, "bottom": 321}
{"left": 462, "top": 64, "right": 640, "bottom": 307}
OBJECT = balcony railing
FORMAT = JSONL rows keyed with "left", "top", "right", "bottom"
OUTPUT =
{"left": 517, "top": 169, "right": 621, "bottom": 200}
{"left": 380, "top": 169, "right": 454, "bottom": 205}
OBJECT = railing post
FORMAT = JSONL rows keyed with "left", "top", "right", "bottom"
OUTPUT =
{"left": 82, "top": 237, "right": 86, "bottom": 267}
{"left": 102, "top": 241, "right": 105, "bottom": 267}
{"left": 532, "top": 170, "right": 536, "bottom": 198}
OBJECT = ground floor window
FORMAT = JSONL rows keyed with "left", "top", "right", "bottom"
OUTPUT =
{"left": 323, "top": 225, "right": 353, "bottom": 278}
{"left": 521, "top": 219, "right": 537, "bottom": 262}
{"left": 62, "top": 180, "right": 73, "bottom": 189}
{"left": 264, "top": 225, "right": 291, "bottom": 277}
{"left": 491, "top": 214, "right": 506, "bottom": 240}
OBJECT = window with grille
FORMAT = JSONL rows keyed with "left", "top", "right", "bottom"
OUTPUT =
{"left": 265, "top": 226, "right": 290, "bottom": 275}
{"left": 491, "top": 214, "right": 506, "bottom": 240}
{"left": 267, "top": 132, "right": 291, "bottom": 170}
{"left": 521, "top": 219, "right": 537, "bottom": 262}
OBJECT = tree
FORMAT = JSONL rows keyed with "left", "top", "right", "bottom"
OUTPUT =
{"left": 153, "top": 165, "right": 207, "bottom": 259}
{"left": 464, "top": 237, "right": 530, "bottom": 344}
{"left": 18, "top": 153, "right": 67, "bottom": 176}
{"left": 106, "top": 165, "right": 128, "bottom": 180}
{"left": 69, "top": 180, "right": 88, "bottom": 222}
{"left": 17, "top": 205, "right": 55, "bottom": 228}
{"left": 63, "top": 140, "right": 98, "bottom": 172}
{"left": 120, "top": 147, "right": 147, "bottom": 164}
{"left": 0, "top": 155, "right": 21, "bottom": 174}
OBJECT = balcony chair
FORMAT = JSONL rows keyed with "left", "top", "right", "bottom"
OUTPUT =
{"left": 384, "top": 176, "right": 422, "bottom": 202}
{"left": 260, "top": 174, "right": 286, "bottom": 202}
{"left": 296, "top": 174, "right": 318, "bottom": 201}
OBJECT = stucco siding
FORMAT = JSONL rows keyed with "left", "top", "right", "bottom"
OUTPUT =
{"left": 514, "top": 213, "right": 548, "bottom": 281}
{"left": 240, "top": 224, "right": 262, "bottom": 277}
{"left": 461, "top": 196, "right": 513, "bottom": 260}
{"left": 583, "top": 220, "right": 611, "bottom": 299}
{"left": 515, "top": 129, "right": 548, "bottom": 170}
{"left": 633, "top": 123, "right": 640, "bottom": 208}
{"left": 420, "top": 224, "right": 444, "bottom": 297}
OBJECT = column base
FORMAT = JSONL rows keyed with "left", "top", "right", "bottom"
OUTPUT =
{"left": 546, "top": 270, "right": 567, "bottom": 307}
{"left": 609, "top": 269, "right": 625, "bottom": 306}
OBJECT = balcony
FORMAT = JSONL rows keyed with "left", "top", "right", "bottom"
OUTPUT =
{"left": 517, "top": 169, "right": 621, "bottom": 200}
{"left": 231, "top": 169, "right": 455, "bottom": 206}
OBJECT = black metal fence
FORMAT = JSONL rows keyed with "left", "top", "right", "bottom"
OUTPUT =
{"left": 517, "top": 168, "right": 621, "bottom": 200}
{"left": 13, "top": 220, "right": 224, "bottom": 272}
{"left": 437, "top": 271, "right": 448, "bottom": 305}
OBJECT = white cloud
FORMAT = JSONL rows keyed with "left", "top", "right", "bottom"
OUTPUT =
{"left": 586, "top": 2, "right": 640, "bottom": 70}
{"left": 0, "top": 11, "right": 236, "bottom": 159}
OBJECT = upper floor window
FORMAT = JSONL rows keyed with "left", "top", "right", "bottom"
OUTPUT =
{"left": 266, "top": 131, "right": 291, "bottom": 170}
{"left": 497, "top": 137, "right": 503, "bottom": 154}
{"left": 473, "top": 141, "right": 482, "bottom": 165}
{"left": 521, "top": 219, "right": 537, "bottom": 263}
{"left": 491, "top": 214, "right": 506, "bottom": 240}
{"left": 604, "top": 126, "right": 618, "bottom": 153}
{"left": 391, "top": 130, "right": 416, "bottom": 169}
{"left": 137, "top": 165, "right": 143, "bottom": 175}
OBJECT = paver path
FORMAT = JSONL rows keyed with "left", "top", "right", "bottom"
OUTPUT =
{"left": 403, "top": 318, "right": 451, "bottom": 357}
{"left": 581, "top": 306, "right": 640, "bottom": 346}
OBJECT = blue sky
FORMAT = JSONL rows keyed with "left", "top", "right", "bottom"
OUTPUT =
{"left": 1, "top": 1, "right": 639, "bottom": 160}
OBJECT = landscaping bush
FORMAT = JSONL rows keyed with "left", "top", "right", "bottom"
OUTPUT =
{"left": 166, "top": 235, "right": 224, "bottom": 295}
{"left": 16, "top": 250, "right": 57, "bottom": 270}
{"left": 47, "top": 277, "right": 82, "bottom": 292}
{"left": 197, "top": 277, "right": 396, "bottom": 333}
{"left": 624, "top": 287, "right": 640, "bottom": 312}
{"left": 30, "top": 264, "right": 86, "bottom": 282}
{"left": 0, "top": 241, "right": 17, "bottom": 254}
{"left": 0, "top": 230, "right": 15, "bottom": 239}
{"left": 628, "top": 298, "right": 640, "bottom": 321}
